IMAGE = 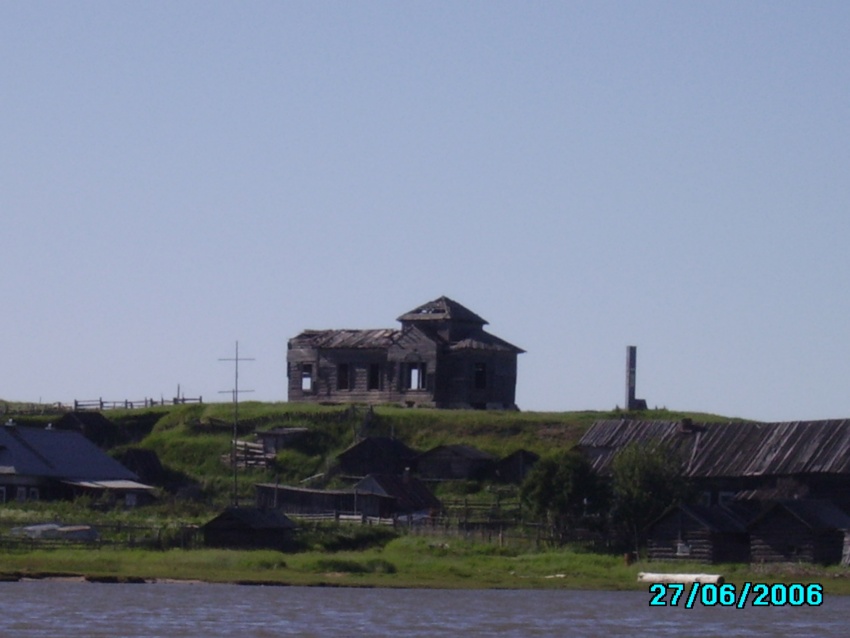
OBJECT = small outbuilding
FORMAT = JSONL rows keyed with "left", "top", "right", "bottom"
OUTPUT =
{"left": 254, "top": 483, "right": 394, "bottom": 518}
{"left": 749, "top": 499, "right": 850, "bottom": 565}
{"left": 336, "top": 437, "right": 420, "bottom": 477}
{"left": 416, "top": 444, "right": 497, "bottom": 481}
{"left": 353, "top": 473, "right": 442, "bottom": 517}
{"left": 646, "top": 503, "right": 753, "bottom": 564}
{"left": 201, "top": 507, "right": 297, "bottom": 550}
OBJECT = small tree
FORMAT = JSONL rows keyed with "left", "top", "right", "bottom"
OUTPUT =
{"left": 520, "top": 449, "right": 607, "bottom": 544}
{"left": 610, "top": 442, "right": 690, "bottom": 554}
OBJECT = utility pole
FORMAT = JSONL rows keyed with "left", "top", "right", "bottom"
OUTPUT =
{"left": 219, "top": 341, "right": 254, "bottom": 507}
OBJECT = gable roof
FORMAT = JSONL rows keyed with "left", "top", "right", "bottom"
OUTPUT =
{"left": 449, "top": 331, "right": 525, "bottom": 353}
{"left": 0, "top": 425, "right": 138, "bottom": 481}
{"left": 651, "top": 503, "right": 753, "bottom": 534}
{"left": 353, "top": 473, "right": 442, "bottom": 513}
{"left": 202, "top": 507, "right": 297, "bottom": 531}
{"left": 579, "top": 419, "right": 850, "bottom": 478}
{"left": 337, "top": 437, "right": 419, "bottom": 463}
{"left": 397, "top": 296, "right": 488, "bottom": 326}
{"left": 750, "top": 499, "right": 850, "bottom": 532}
{"left": 290, "top": 328, "right": 399, "bottom": 349}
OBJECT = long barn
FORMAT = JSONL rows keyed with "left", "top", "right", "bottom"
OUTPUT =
{"left": 579, "top": 418, "right": 850, "bottom": 511}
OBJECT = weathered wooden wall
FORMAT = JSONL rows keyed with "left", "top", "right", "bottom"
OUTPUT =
{"left": 749, "top": 508, "right": 844, "bottom": 564}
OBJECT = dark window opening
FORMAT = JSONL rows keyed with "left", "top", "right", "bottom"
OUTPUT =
{"left": 337, "top": 363, "right": 351, "bottom": 390}
{"left": 406, "top": 362, "right": 426, "bottom": 390}
{"left": 474, "top": 363, "right": 487, "bottom": 390}
{"left": 301, "top": 364, "right": 313, "bottom": 392}
{"left": 368, "top": 363, "right": 381, "bottom": 390}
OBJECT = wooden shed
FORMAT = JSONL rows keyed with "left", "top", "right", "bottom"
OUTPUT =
{"left": 201, "top": 507, "right": 297, "bottom": 550}
{"left": 646, "top": 503, "right": 753, "bottom": 564}
{"left": 416, "top": 444, "right": 497, "bottom": 481}
{"left": 336, "top": 437, "right": 420, "bottom": 477}
{"left": 254, "top": 483, "right": 393, "bottom": 518}
{"left": 353, "top": 473, "right": 442, "bottom": 517}
{"left": 749, "top": 499, "right": 850, "bottom": 565}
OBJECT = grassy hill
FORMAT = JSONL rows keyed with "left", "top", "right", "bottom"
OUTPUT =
{"left": 2, "top": 401, "right": 736, "bottom": 507}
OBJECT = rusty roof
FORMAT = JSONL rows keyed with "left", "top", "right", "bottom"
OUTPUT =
{"left": 579, "top": 419, "right": 850, "bottom": 478}
{"left": 291, "top": 328, "right": 399, "bottom": 349}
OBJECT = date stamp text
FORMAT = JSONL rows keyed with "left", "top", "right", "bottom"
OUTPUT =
{"left": 648, "top": 582, "right": 823, "bottom": 608}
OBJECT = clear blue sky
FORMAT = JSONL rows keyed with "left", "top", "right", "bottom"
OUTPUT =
{"left": 3, "top": 2, "right": 849, "bottom": 421}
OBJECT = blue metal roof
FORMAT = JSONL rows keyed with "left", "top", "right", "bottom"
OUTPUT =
{"left": 0, "top": 425, "right": 138, "bottom": 481}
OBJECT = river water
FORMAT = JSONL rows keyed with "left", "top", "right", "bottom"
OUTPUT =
{"left": 0, "top": 581, "right": 844, "bottom": 637}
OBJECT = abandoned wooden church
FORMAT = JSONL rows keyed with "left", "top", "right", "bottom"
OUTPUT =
{"left": 287, "top": 296, "right": 523, "bottom": 409}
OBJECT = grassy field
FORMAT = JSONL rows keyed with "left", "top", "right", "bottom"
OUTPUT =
{"left": 1, "top": 535, "right": 848, "bottom": 594}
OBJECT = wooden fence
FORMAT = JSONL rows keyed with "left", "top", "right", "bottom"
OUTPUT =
{"left": 74, "top": 397, "right": 203, "bottom": 411}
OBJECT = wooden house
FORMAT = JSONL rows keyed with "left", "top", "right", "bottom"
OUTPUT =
{"left": 748, "top": 500, "right": 850, "bottom": 565}
{"left": 201, "top": 507, "right": 297, "bottom": 550}
{"left": 352, "top": 473, "right": 442, "bottom": 517}
{"left": 646, "top": 503, "right": 753, "bottom": 564}
{"left": 578, "top": 419, "right": 850, "bottom": 511}
{"left": 336, "top": 437, "right": 420, "bottom": 477}
{"left": 0, "top": 421, "right": 154, "bottom": 506}
{"left": 287, "top": 296, "right": 524, "bottom": 409}
{"left": 416, "top": 444, "right": 497, "bottom": 481}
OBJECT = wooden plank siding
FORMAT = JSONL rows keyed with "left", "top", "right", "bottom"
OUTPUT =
{"left": 749, "top": 501, "right": 850, "bottom": 565}
{"left": 646, "top": 505, "right": 751, "bottom": 564}
{"left": 287, "top": 297, "right": 523, "bottom": 409}
{"left": 579, "top": 419, "right": 850, "bottom": 507}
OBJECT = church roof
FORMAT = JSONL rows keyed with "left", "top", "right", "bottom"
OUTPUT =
{"left": 397, "top": 296, "right": 488, "bottom": 325}
{"left": 290, "top": 328, "right": 399, "bottom": 349}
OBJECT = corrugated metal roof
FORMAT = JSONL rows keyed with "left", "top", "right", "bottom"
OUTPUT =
{"left": 63, "top": 480, "right": 154, "bottom": 491}
{"left": 0, "top": 426, "right": 138, "bottom": 481}
{"left": 579, "top": 419, "right": 850, "bottom": 478}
